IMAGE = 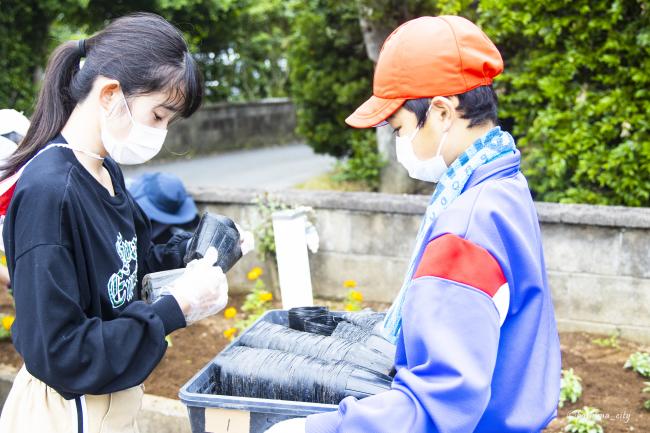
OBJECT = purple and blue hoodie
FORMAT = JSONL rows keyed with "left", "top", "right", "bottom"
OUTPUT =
{"left": 306, "top": 146, "right": 561, "bottom": 433}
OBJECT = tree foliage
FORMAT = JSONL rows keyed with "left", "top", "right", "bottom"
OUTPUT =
{"left": 159, "top": 0, "right": 290, "bottom": 101}
{"left": 0, "top": 0, "right": 290, "bottom": 114}
{"left": 480, "top": 0, "right": 650, "bottom": 206}
{"left": 0, "top": 0, "right": 85, "bottom": 113}
{"left": 3, "top": 0, "right": 649, "bottom": 205}
{"left": 285, "top": 0, "right": 375, "bottom": 158}
{"left": 284, "top": 1, "right": 471, "bottom": 161}
{"left": 289, "top": 0, "right": 650, "bottom": 205}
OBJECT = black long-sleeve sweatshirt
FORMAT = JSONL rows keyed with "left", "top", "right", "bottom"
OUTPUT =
{"left": 3, "top": 135, "right": 189, "bottom": 399}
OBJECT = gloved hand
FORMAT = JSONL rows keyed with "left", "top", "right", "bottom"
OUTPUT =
{"left": 264, "top": 418, "right": 306, "bottom": 433}
{"left": 167, "top": 247, "right": 228, "bottom": 325}
{"left": 234, "top": 222, "right": 255, "bottom": 256}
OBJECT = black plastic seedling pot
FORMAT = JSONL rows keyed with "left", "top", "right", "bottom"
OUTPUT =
{"left": 179, "top": 310, "right": 339, "bottom": 433}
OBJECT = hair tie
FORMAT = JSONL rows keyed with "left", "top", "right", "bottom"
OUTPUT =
{"left": 77, "top": 39, "right": 86, "bottom": 58}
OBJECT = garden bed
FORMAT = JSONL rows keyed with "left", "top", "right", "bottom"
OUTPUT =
{"left": 1, "top": 289, "right": 649, "bottom": 431}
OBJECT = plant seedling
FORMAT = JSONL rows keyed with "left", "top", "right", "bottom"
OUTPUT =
{"left": 592, "top": 331, "right": 620, "bottom": 349}
{"left": 564, "top": 407, "right": 604, "bottom": 433}
{"left": 624, "top": 352, "right": 650, "bottom": 378}
{"left": 559, "top": 368, "right": 583, "bottom": 408}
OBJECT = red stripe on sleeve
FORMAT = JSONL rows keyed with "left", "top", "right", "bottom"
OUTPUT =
{"left": 414, "top": 233, "right": 507, "bottom": 297}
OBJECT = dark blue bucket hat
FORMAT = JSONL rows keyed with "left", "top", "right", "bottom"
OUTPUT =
{"left": 129, "top": 172, "right": 198, "bottom": 225}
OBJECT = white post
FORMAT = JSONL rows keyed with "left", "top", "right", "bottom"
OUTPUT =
{"left": 272, "top": 208, "right": 314, "bottom": 309}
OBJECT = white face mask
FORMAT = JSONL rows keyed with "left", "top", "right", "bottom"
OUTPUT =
{"left": 100, "top": 93, "right": 167, "bottom": 165}
{"left": 395, "top": 125, "right": 449, "bottom": 183}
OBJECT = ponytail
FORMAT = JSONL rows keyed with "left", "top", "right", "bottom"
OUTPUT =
{"left": 1, "top": 12, "right": 203, "bottom": 181}
{"left": 0, "top": 41, "right": 84, "bottom": 180}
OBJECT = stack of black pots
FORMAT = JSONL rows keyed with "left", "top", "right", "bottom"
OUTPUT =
{"left": 212, "top": 307, "right": 397, "bottom": 405}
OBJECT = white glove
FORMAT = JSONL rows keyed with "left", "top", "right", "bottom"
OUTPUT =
{"left": 167, "top": 247, "right": 228, "bottom": 325}
{"left": 264, "top": 418, "right": 306, "bottom": 433}
{"left": 235, "top": 222, "right": 255, "bottom": 256}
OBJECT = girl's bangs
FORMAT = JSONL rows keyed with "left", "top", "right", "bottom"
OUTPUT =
{"left": 154, "top": 58, "right": 203, "bottom": 119}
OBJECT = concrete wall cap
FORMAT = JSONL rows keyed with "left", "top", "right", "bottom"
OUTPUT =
{"left": 189, "top": 187, "right": 650, "bottom": 229}
{"left": 199, "top": 98, "right": 291, "bottom": 110}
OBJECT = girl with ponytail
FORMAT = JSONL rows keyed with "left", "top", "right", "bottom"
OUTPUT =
{"left": 0, "top": 13, "right": 230, "bottom": 433}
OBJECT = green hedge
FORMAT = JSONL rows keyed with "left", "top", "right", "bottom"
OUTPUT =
{"left": 287, "top": 0, "right": 650, "bottom": 205}
{"left": 286, "top": 0, "right": 375, "bottom": 158}
{"left": 479, "top": 0, "right": 650, "bottom": 206}
{"left": 0, "top": 1, "right": 60, "bottom": 114}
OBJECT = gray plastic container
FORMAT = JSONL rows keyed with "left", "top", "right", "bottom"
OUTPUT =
{"left": 179, "top": 310, "right": 338, "bottom": 433}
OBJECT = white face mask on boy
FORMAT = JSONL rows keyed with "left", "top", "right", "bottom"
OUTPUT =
{"left": 100, "top": 92, "right": 167, "bottom": 165}
{"left": 395, "top": 124, "right": 449, "bottom": 183}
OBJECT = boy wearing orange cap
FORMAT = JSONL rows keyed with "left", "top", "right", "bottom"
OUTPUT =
{"left": 267, "top": 15, "right": 561, "bottom": 433}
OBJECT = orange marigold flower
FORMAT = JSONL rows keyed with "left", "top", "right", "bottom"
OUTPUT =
{"left": 2, "top": 315, "right": 15, "bottom": 331}
{"left": 224, "top": 307, "right": 237, "bottom": 319}
{"left": 223, "top": 327, "right": 238, "bottom": 341}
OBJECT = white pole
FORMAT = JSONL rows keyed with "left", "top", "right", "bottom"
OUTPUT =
{"left": 272, "top": 208, "right": 314, "bottom": 309}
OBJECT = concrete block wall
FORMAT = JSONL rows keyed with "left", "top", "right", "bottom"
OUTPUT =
{"left": 154, "top": 98, "right": 298, "bottom": 161}
{"left": 190, "top": 188, "right": 650, "bottom": 343}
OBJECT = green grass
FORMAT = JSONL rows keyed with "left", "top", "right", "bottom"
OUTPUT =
{"left": 294, "top": 171, "right": 372, "bottom": 192}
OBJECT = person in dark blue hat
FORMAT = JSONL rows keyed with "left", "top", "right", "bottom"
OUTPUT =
{"left": 128, "top": 172, "right": 200, "bottom": 244}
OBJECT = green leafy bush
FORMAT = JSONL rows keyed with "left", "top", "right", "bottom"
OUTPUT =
{"left": 289, "top": 0, "right": 650, "bottom": 204}
{"left": 159, "top": 0, "right": 291, "bottom": 102}
{"left": 252, "top": 194, "right": 316, "bottom": 261}
{"left": 0, "top": 1, "right": 60, "bottom": 112}
{"left": 559, "top": 368, "right": 583, "bottom": 408}
{"left": 332, "top": 134, "right": 386, "bottom": 190}
{"left": 285, "top": 0, "right": 472, "bottom": 186}
{"left": 1, "top": 0, "right": 291, "bottom": 113}
{"left": 286, "top": 0, "right": 375, "bottom": 158}
{"left": 479, "top": 0, "right": 650, "bottom": 206}
{"left": 253, "top": 194, "right": 289, "bottom": 261}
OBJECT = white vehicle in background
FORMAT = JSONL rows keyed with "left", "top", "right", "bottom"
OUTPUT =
{"left": 0, "top": 109, "right": 29, "bottom": 256}
{"left": 0, "top": 109, "right": 29, "bottom": 160}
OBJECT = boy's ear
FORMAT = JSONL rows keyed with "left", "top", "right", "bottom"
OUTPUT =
{"left": 430, "top": 96, "right": 458, "bottom": 132}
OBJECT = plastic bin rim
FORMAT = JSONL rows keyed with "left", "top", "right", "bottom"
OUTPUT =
{"left": 178, "top": 309, "right": 340, "bottom": 416}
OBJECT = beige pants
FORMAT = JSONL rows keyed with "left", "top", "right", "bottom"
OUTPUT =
{"left": 0, "top": 365, "right": 144, "bottom": 433}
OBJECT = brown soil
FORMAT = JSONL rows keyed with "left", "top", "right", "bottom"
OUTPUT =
{"left": 542, "top": 332, "right": 650, "bottom": 432}
{"left": 2, "top": 288, "right": 649, "bottom": 430}
{"left": 142, "top": 297, "right": 240, "bottom": 399}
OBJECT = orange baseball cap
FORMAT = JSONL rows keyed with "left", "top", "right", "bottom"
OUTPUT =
{"left": 346, "top": 15, "right": 503, "bottom": 129}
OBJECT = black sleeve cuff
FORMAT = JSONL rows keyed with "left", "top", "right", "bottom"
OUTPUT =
{"left": 167, "top": 231, "right": 192, "bottom": 268}
{"left": 151, "top": 295, "right": 187, "bottom": 335}
{"left": 178, "top": 237, "right": 191, "bottom": 264}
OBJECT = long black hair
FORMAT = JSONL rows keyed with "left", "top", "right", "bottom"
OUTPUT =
{"left": 1, "top": 12, "right": 203, "bottom": 180}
